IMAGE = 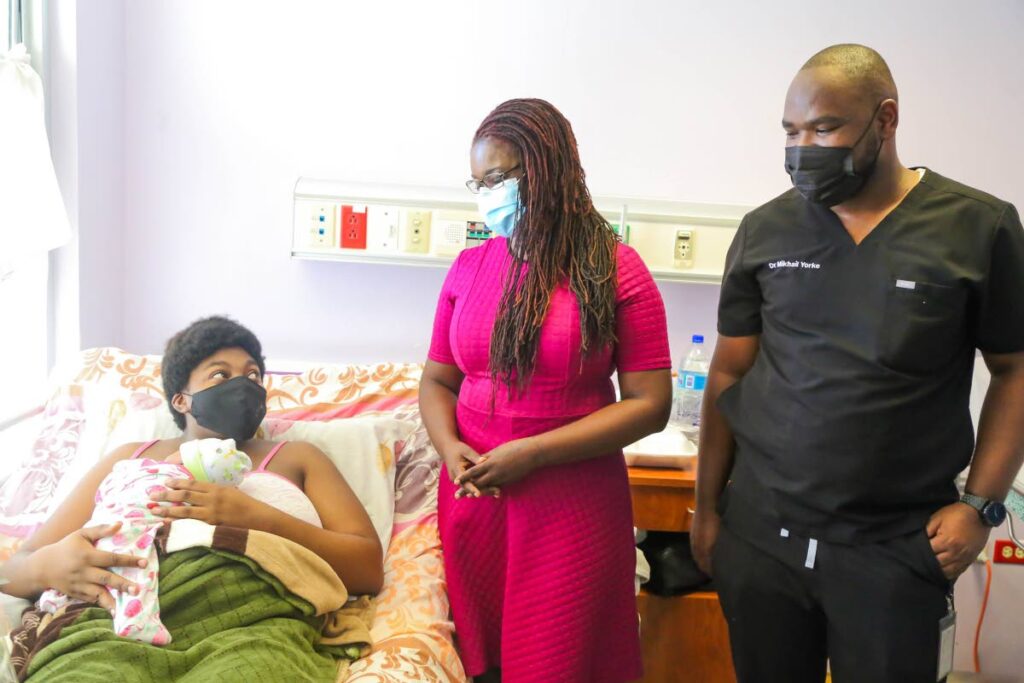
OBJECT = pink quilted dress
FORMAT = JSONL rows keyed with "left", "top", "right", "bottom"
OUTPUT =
{"left": 429, "top": 237, "right": 671, "bottom": 682}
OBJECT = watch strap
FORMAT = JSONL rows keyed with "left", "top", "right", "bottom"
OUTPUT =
{"left": 960, "top": 493, "right": 987, "bottom": 514}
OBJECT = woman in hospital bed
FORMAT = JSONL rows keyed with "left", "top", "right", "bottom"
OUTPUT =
{"left": 0, "top": 316, "right": 383, "bottom": 679}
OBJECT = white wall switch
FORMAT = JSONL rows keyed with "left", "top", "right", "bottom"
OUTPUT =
{"left": 367, "top": 205, "right": 400, "bottom": 252}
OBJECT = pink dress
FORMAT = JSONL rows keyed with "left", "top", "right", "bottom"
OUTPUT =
{"left": 429, "top": 238, "right": 671, "bottom": 682}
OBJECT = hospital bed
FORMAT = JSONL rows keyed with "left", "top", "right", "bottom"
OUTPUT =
{"left": 0, "top": 349, "right": 467, "bottom": 682}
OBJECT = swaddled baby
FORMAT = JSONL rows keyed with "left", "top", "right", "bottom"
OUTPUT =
{"left": 38, "top": 438, "right": 251, "bottom": 645}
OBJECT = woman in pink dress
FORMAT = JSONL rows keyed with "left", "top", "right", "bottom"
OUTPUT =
{"left": 420, "top": 98, "right": 673, "bottom": 683}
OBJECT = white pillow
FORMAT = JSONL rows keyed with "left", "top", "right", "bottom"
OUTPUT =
{"left": 265, "top": 417, "right": 414, "bottom": 552}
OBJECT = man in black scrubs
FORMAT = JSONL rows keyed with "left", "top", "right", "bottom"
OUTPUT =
{"left": 692, "top": 44, "right": 1024, "bottom": 683}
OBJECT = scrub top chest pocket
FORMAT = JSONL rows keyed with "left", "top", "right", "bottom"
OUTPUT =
{"left": 879, "top": 279, "right": 968, "bottom": 375}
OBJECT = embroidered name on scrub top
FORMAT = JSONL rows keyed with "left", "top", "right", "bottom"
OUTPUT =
{"left": 768, "top": 260, "right": 821, "bottom": 270}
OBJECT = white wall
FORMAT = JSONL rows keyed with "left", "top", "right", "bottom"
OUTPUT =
{"left": 71, "top": 0, "right": 1023, "bottom": 675}
{"left": 76, "top": 0, "right": 124, "bottom": 348}
{"left": 110, "top": 0, "right": 1024, "bottom": 366}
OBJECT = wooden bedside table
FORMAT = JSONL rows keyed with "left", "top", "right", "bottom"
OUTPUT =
{"left": 628, "top": 466, "right": 737, "bottom": 683}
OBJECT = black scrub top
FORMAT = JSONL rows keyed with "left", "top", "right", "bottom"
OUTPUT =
{"left": 717, "top": 169, "right": 1024, "bottom": 544}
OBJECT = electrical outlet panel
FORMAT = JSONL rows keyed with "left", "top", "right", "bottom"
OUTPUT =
{"left": 340, "top": 205, "right": 368, "bottom": 250}
{"left": 466, "top": 221, "right": 491, "bottom": 248}
{"left": 994, "top": 539, "right": 1024, "bottom": 565}
{"left": 674, "top": 229, "right": 695, "bottom": 269}
{"left": 367, "top": 206, "right": 400, "bottom": 252}
{"left": 400, "top": 209, "right": 431, "bottom": 254}
{"left": 433, "top": 215, "right": 468, "bottom": 257}
{"left": 309, "top": 204, "right": 336, "bottom": 248}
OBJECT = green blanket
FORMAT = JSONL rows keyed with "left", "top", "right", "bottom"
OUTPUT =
{"left": 13, "top": 528, "right": 370, "bottom": 682}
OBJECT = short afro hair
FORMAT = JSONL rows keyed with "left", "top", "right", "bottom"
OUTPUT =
{"left": 161, "top": 316, "right": 266, "bottom": 429}
{"left": 801, "top": 43, "right": 898, "bottom": 104}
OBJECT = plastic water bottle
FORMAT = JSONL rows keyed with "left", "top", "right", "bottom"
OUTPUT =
{"left": 673, "top": 335, "right": 709, "bottom": 441}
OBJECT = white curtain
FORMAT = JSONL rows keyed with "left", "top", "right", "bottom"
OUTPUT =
{"left": 0, "top": 25, "right": 72, "bottom": 427}
{"left": 0, "top": 42, "right": 70, "bottom": 276}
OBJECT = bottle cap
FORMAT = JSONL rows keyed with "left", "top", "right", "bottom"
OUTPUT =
{"left": 692, "top": 334, "right": 704, "bottom": 344}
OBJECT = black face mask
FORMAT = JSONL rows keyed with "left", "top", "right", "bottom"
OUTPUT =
{"left": 185, "top": 376, "right": 267, "bottom": 442}
{"left": 784, "top": 102, "right": 884, "bottom": 206}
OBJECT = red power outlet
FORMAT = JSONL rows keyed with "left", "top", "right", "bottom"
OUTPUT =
{"left": 341, "top": 205, "right": 368, "bottom": 250}
{"left": 993, "top": 539, "right": 1024, "bottom": 565}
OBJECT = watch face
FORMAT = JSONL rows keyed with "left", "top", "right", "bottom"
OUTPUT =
{"left": 982, "top": 501, "right": 1008, "bottom": 527}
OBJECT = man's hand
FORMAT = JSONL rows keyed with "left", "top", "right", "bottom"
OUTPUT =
{"left": 690, "top": 508, "right": 722, "bottom": 576}
{"left": 926, "top": 502, "right": 992, "bottom": 580}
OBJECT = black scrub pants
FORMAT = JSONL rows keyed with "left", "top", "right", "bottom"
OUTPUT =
{"left": 713, "top": 505, "right": 952, "bottom": 683}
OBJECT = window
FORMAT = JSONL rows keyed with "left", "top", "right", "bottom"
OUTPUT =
{"left": 0, "top": 0, "right": 52, "bottom": 426}
{"left": 0, "top": 256, "right": 49, "bottom": 424}
{"left": 2, "top": 0, "right": 15, "bottom": 54}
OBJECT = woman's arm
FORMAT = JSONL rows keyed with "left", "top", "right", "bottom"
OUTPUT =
{"left": 457, "top": 368, "right": 672, "bottom": 488}
{"left": 3, "top": 443, "right": 147, "bottom": 606}
{"left": 284, "top": 442, "right": 384, "bottom": 594}
{"left": 419, "top": 359, "right": 465, "bottom": 462}
{"left": 153, "top": 443, "right": 384, "bottom": 594}
{"left": 531, "top": 368, "right": 671, "bottom": 465}
{"left": 419, "top": 359, "right": 488, "bottom": 496}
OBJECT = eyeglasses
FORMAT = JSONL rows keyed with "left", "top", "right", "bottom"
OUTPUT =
{"left": 465, "top": 165, "right": 522, "bottom": 194}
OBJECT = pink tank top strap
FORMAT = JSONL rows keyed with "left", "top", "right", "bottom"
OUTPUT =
{"left": 130, "top": 439, "right": 160, "bottom": 459}
{"left": 257, "top": 442, "right": 288, "bottom": 471}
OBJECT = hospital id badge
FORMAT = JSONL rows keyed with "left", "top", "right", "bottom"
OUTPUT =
{"left": 937, "top": 599, "right": 956, "bottom": 682}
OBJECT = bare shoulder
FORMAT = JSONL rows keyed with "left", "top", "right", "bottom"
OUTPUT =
{"left": 252, "top": 439, "right": 330, "bottom": 467}
{"left": 272, "top": 440, "right": 343, "bottom": 489}
{"left": 281, "top": 440, "right": 331, "bottom": 464}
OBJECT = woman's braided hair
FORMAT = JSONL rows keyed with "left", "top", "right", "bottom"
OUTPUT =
{"left": 473, "top": 98, "right": 619, "bottom": 396}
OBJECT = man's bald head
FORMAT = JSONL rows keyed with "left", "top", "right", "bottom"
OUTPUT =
{"left": 801, "top": 44, "right": 898, "bottom": 105}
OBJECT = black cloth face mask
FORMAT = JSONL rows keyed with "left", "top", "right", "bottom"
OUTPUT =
{"left": 185, "top": 376, "right": 267, "bottom": 441}
{"left": 784, "top": 101, "right": 885, "bottom": 206}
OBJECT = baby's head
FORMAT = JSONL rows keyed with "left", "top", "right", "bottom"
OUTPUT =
{"left": 178, "top": 438, "right": 252, "bottom": 486}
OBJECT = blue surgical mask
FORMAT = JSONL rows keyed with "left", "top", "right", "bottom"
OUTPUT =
{"left": 476, "top": 178, "right": 520, "bottom": 238}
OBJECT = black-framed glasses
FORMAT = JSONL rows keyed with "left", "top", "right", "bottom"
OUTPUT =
{"left": 465, "top": 165, "right": 522, "bottom": 194}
